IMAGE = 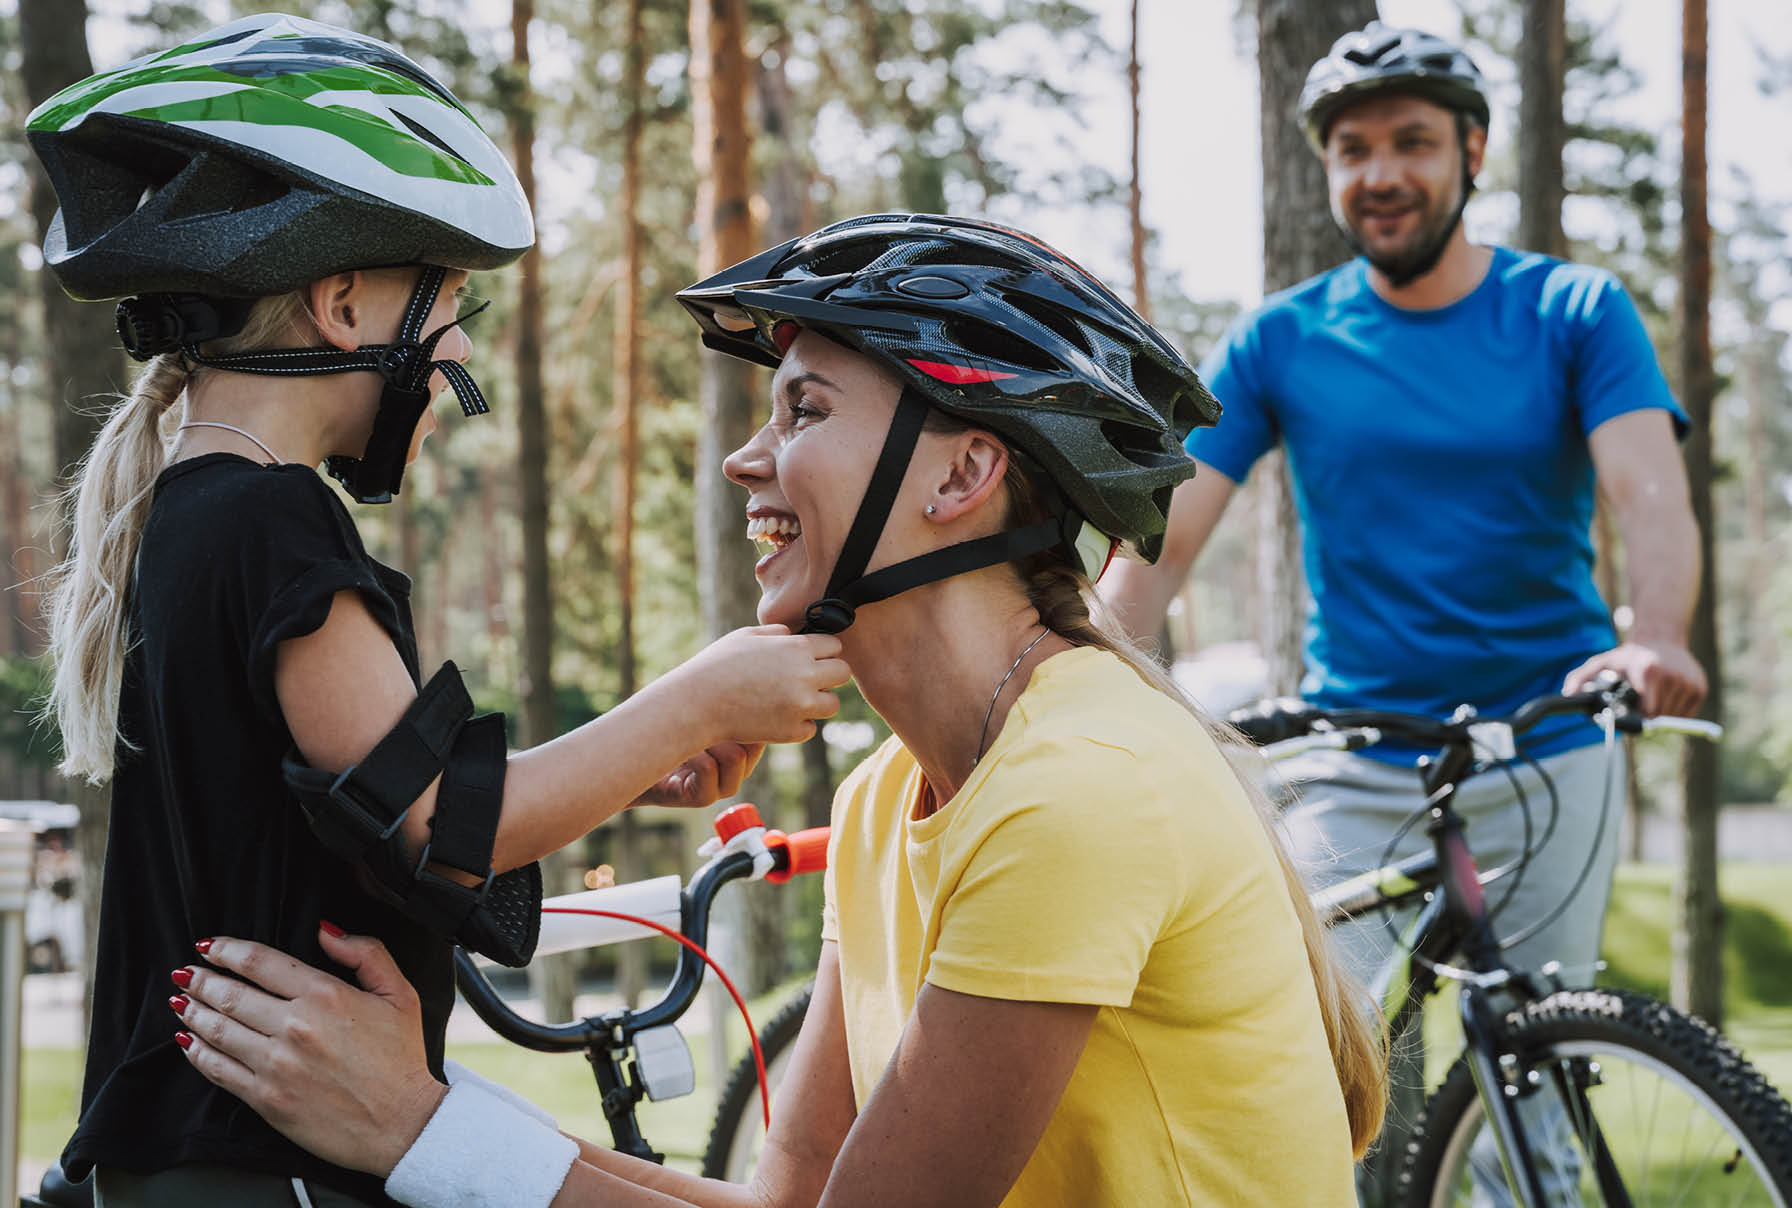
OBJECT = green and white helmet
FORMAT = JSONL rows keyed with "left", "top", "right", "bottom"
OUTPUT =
{"left": 26, "top": 12, "right": 533, "bottom": 302}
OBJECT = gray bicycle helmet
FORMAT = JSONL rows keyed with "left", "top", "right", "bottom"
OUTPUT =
{"left": 679, "top": 213, "right": 1219, "bottom": 634}
{"left": 26, "top": 12, "right": 534, "bottom": 503}
{"left": 1299, "top": 21, "right": 1490, "bottom": 153}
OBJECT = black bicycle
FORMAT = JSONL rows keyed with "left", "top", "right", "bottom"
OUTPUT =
{"left": 703, "top": 679, "right": 1792, "bottom": 1206}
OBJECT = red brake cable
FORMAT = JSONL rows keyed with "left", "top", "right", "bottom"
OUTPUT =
{"left": 540, "top": 906, "right": 770, "bottom": 1129}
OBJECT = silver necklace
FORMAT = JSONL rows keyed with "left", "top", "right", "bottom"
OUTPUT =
{"left": 178, "top": 421, "right": 283, "bottom": 465}
{"left": 975, "top": 626, "right": 1051, "bottom": 762}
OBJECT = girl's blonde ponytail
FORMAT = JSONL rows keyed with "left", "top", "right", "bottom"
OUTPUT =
{"left": 45, "top": 354, "right": 190, "bottom": 783}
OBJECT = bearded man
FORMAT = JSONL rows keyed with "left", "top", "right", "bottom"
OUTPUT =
{"left": 1102, "top": 22, "right": 1705, "bottom": 1205}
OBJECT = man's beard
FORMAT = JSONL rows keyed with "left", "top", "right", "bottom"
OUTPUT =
{"left": 1338, "top": 170, "right": 1472, "bottom": 288}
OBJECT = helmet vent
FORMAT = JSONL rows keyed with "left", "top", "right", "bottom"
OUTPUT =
{"left": 393, "top": 109, "right": 471, "bottom": 166}
{"left": 1002, "top": 290, "right": 1084, "bottom": 351}
{"left": 158, "top": 152, "right": 291, "bottom": 225}
{"left": 807, "top": 242, "right": 885, "bottom": 278}
{"left": 948, "top": 320, "right": 1058, "bottom": 373}
{"left": 1131, "top": 355, "right": 1187, "bottom": 414}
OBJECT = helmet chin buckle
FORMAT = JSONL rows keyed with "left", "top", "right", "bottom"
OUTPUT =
{"left": 324, "top": 379, "right": 432, "bottom": 504}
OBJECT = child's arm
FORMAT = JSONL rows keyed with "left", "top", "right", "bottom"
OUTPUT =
{"left": 274, "top": 590, "right": 847, "bottom": 873}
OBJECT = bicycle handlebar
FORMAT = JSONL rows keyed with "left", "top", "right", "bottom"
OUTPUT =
{"left": 1233, "top": 676, "right": 1720, "bottom": 756}
{"left": 765, "top": 826, "right": 829, "bottom": 884}
{"left": 454, "top": 808, "right": 829, "bottom": 1052}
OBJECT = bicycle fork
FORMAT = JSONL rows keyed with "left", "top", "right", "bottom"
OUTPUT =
{"left": 1460, "top": 985, "right": 1555, "bottom": 1206}
{"left": 1458, "top": 986, "right": 1636, "bottom": 1208}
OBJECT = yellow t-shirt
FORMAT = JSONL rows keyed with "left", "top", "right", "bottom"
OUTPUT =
{"left": 821, "top": 646, "right": 1356, "bottom": 1207}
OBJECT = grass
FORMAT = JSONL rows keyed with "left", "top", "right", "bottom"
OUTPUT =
{"left": 19, "top": 866, "right": 1792, "bottom": 1182}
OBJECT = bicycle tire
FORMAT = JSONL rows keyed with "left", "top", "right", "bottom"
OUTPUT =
{"left": 700, "top": 982, "right": 814, "bottom": 1181}
{"left": 1397, "top": 987, "right": 1792, "bottom": 1207}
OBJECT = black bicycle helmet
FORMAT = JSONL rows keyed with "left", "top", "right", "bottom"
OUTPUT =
{"left": 679, "top": 213, "right": 1219, "bottom": 634}
{"left": 1299, "top": 22, "right": 1490, "bottom": 153}
{"left": 26, "top": 12, "right": 535, "bottom": 503}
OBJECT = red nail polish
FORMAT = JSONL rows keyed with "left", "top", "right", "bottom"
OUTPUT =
{"left": 320, "top": 919, "right": 346, "bottom": 938}
{"left": 169, "top": 994, "right": 189, "bottom": 1014}
{"left": 171, "top": 968, "right": 193, "bottom": 988}
{"left": 174, "top": 1032, "right": 193, "bottom": 1050}
{"left": 194, "top": 938, "right": 214, "bottom": 955}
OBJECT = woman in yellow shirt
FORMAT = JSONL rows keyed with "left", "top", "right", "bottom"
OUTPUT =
{"left": 174, "top": 215, "right": 1384, "bottom": 1207}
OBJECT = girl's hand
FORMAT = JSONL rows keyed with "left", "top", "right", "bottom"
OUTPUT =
{"left": 634, "top": 741, "right": 765, "bottom": 807}
{"left": 173, "top": 927, "right": 445, "bottom": 1178}
{"left": 676, "top": 625, "right": 851, "bottom": 746}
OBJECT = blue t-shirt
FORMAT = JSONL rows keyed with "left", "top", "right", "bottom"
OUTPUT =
{"left": 1190, "top": 249, "right": 1685, "bottom": 759}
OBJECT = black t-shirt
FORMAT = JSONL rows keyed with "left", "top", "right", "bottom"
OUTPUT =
{"left": 64, "top": 454, "right": 453, "bottom": 1205}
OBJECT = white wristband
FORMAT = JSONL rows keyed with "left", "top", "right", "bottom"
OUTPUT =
{"left": 443, "top": 1059, "right": 559, "bottom": 1128}
{"left": 386, "top": 1080, "right": 578, "bottom": 1208}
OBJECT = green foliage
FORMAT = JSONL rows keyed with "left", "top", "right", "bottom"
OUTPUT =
{"left": 0, "top": 653, "right": 57, "bottom": 773}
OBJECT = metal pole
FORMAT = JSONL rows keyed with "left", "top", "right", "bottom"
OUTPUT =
{"left": 0, "top": 819, "right": 34, "bottom": 1208}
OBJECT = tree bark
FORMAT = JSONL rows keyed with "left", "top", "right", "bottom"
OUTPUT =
{"left": 1127, "top": 0, "right": 1150, "bottom": 324}
{"left": 757, "top": 31, "right": 807, "bottom": 246}
{"left": 758, "top": 31, "right": 838, "bottom": 844}
{"left": 610, "top": 0, "right": 648, "bottom": 1011}
{"left": 1673, "top": 0, "right": 1722, "bottom": 1027}
{"left": 21, "top": 0, "right": 121, "bottom": 482}
{"left": 1517, "top": 0, "right": 1567, "bottom": 257}
{"left": 508, "top": 0, "right": 574, "bottom": 1023}
{"left": 21, "top": 0, "right": 127, "bottom": 1044}
{"left": 690, "top": 0, "right": 760, "bottom": 650}
{"left": 692, "top": 0, "right": 783, "bottom": 993}
{"left": 1254, "top": 0, "right": 1375, "bottom": 694}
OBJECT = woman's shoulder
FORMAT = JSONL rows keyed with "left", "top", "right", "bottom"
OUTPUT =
{"left": 1005, "top": 649, "right": 1218, "bottom": 769}
{"left": 974, "top": 648, "right": 1248, "bottom": 831}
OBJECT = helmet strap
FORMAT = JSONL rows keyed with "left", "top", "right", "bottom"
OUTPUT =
{"left": 797, "top": 386, "right": 1068, "bottom": 635}
{"left": 174, "top": 266, "right": 492, "bottom": 503}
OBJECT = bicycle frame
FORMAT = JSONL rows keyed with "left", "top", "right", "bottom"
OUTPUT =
{"left": 1262, "top": 684, "right": 1723, "bottom": 1207}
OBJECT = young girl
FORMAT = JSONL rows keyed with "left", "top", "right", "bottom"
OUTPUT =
{"left": 174, "top": 215, "right": 1385, "bottom": 1206}
{"left": 30, "top": 16, "right": 845, "bottom": 1206}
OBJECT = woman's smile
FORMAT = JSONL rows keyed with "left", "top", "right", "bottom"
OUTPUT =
{"left": 747, "top": 510, "right": 803, "bottom": 574}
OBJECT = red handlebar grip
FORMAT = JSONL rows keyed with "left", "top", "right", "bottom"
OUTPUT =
{"left": 765, "top": 826, "right": 831, "bottom": 884}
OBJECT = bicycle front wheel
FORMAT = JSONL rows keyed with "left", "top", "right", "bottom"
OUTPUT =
{"left": 700, "top": 983, "right": 813, "bottom": 1181}
{"left": 1398, "top": 988, "right": 1792, "bottom": 1207}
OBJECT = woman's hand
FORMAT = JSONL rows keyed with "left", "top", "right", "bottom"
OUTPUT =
{"left": 173, "top": 926, "right": 446, "bottom": 1178}
{"left": 633, "top": 741, "right": 765, "bottom": 808}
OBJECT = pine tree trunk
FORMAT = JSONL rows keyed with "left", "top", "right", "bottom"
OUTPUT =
{"left": 1673, "top": 0, "right": 1722, "bottom": 1027}
{"left": 1517, "top": 0, "right": 1567, "bottom": 258}
{"left": 509, "top": 0, "right": 575, "bottom": 1023}
{"left": 1254, "top": 0, "right": 1375, "bottom": 694}
{"left": 21, "top": 0, "right": 120, "bottom": 481}
{"left": 758, "top": 33, "right": 836, "bottom": 841}
{"left": 21, "top": 0, "right": 126, "bottom": 1043}
{"left": 1127, "top": 0, "right": 1150, "bottom": 324}
{"left": 610, "top": 0, "right": 648, "bottom": 1011}
{"left": 691, "top": 0, "right": 783, "bottom": 994}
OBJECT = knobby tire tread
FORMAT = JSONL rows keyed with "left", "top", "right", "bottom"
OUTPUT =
{"left": 699, "top": 982, "right": 815, "bottom": 1180}
{"left": 1397, "top": 987, "right": 1792, "bottom": 1206}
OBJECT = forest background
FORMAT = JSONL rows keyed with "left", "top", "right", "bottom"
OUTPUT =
{"left": 2, "top": 0, "right": 1789, "bottom": 1033}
